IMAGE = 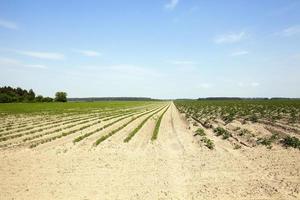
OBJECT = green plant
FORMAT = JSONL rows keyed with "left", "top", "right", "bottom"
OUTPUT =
{"left": 249, "top": 115, "right": 258, "bottom": 123}
{"left": 257, "top": 137, "right": 272, "bottom": 146}
{"left": 200, "top": 136, "right": 214, "bottom": 149}
{"left": 257, "top": 133, "right": 279, "bottom": 147}
{"left": 222, "top": 131, "right": 231, "bottom": 139}
{"left": 94, "top": 106, "right": 168, "bottom": 145}
{"left": 124, "top": 106, "right": 166, "bottom": 143}
{"left": 151, "top": 106, "right": 169, "bottom": 141}
{"left": 205, "top": 139, "right": 215, "bottom": 149}
{"left": 214, "top": 127, "right": 225, "bottom": 136}
{"left": 281, "top": 136, "right": 300, "bottom": 149}
{"left": 214, "top": 127, "right": 231, "bottom": 139}
{"left": 194, "top": 128, "right": 205, "bottom": 137}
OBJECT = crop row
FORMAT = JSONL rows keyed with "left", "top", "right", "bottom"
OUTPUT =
{"left": 29, "top": 105, "right": 160, "bottom": 148}
{"left": 94, "top": 105, "right": 167, "bottom": 145}
{"left": 0, "top": 105, "right": 155, "bottom": 140}
{"left": 151, "top": 105, "right": 170, "bottom": 141}
{"left": 175, "top": 100, "right": 300, "bottom": 150}
{"left": 175, "top": 100, "right": 300, "bottom": 125}
{"left": 72, "top": 108, "right": 153, "bottom": 143}
{"left": 123, "top": 106, "right": 167, "bottom": 142}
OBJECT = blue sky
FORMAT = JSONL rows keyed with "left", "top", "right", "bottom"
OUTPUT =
{"left": 0, "top": 0, "right": 300, "bottom": 99}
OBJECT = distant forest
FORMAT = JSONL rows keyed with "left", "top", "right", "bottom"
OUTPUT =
{"left": 0, "top": 86, "right": 68, "bottom": 103}
{"left": 0, "top": 86, "right": 156, "bottom": 103}
{"left": 68, "top": 97, "right": 157, "bottom": 102}
{"left": 0, "top": 86, "right": 53, "bottom": 103}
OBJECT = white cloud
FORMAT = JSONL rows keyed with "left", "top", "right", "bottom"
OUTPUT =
{"left": 0, "top": 19, "right": 18, "bottom": 30}
{"left": 17, "top": 50, "right": 65, "bottom": 60}
{"left": 0, "top": 57, "right": 47, "bottom": 69}
{"left": 280, "top": 25, "right": 300, "bottom": 37}
{"left": 231, "top": 50, "right": 249, "bottom": 56}
{"left": 73, "top": 49, "right": 101, "bottom": 57}
{"left": 24, "top": 64, "right": 47, "bottom": 69}
{"left": 165, "top": 0, "right": 179, "bottom": 10}
{"left": 214, "top": 32, "right": 247, "bottom": 44}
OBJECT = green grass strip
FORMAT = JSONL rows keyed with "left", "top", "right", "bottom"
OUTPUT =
{"left": 151, "top": 105, "right": 170, "bottom": 141}
{"left": 123, "top": 106, "right": 167, "bottom": 143}
{"left": 94, "top": 106, "right": 166, "bottom": 146}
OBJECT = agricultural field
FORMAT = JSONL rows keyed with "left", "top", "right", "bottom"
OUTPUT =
{"left": 0, "top": 100, "right": 300, "bottom": 199}
{"left": 174, "top": 99, "right": 300, "bottom": 149}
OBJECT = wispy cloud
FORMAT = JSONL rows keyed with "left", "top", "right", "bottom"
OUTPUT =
{"left": 0, "top": 57, "right": 47, "bottom": 69}
{"left": 280, "top": 25, "right": 300, "bottom": 37}
{"left": 214, "top": 32, "right": 247, "bottom": 44}
{"left": 73, "top": 49, "right": 101, "bottom": 57}
{"left": 230, "top": 50, "right": 249, "bottom": 56}
{"left": 0, "top": 19, "right": 18, "bottom": 30}
{"left": 24, "top": 64, "right": 47, "bottom": 69}
{"left": 165, "top": 0, "right": 179, "bottom": 10}
{"left": 17, "top": 50, "right": 65, "bottom": 60}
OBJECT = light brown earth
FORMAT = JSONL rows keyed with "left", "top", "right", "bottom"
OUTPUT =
{"left": 0, "top": 103, "right": 299, "bottom": 199}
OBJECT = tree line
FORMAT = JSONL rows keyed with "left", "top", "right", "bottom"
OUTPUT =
{"left": 0, "top": 86, "right": 67, "bottom": 103}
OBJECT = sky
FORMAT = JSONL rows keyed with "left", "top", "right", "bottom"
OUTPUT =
{"left": 0, "top": 0, "right": 300, "bottom": 99}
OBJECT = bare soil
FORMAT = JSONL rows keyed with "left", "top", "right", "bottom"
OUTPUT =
{"left": 0, "top": 103, "right": 299, "bottom": 199}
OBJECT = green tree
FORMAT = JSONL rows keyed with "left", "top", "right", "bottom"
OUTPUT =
{"left": 43, "top": 97, "right": 53, "bottom": 102}
{"left": 35, "top": 95, "right": 44, "bottom": 102}
{"left": 55, "top": 92, "right": 67, "bottom": 102}
{"left": 0, "top": 93, "right": 13, "bottom": 103}
{"left": 27, "top": 89, "right": 35, "bottom": 101}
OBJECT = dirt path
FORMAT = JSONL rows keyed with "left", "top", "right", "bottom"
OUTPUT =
{"left": 0, "top": 102, "right": 299, "bottom": 199}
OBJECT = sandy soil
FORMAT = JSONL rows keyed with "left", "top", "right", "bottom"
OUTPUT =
{"left": 0, "top": 103, "right": 299, "bottom": 199}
